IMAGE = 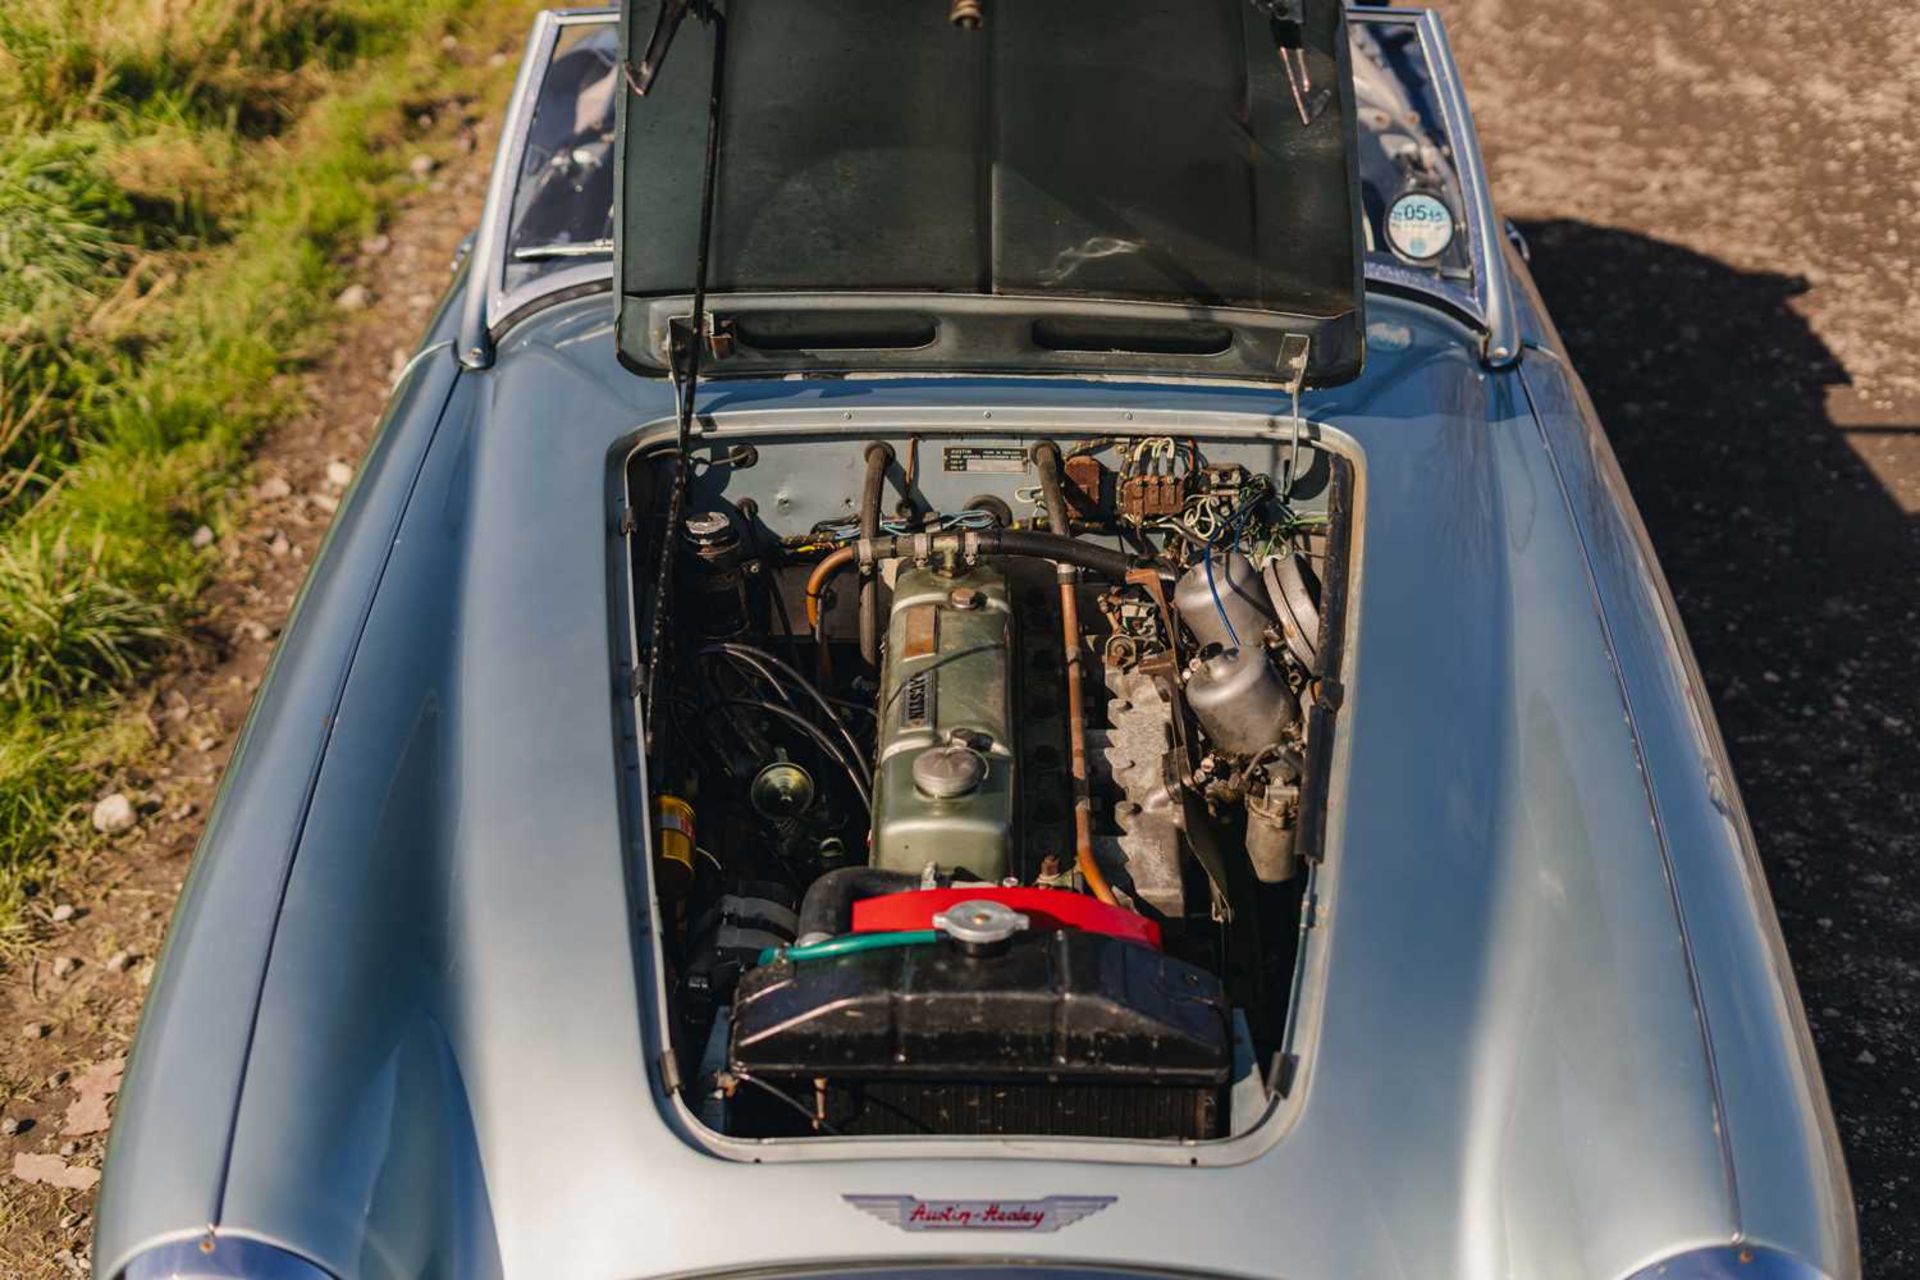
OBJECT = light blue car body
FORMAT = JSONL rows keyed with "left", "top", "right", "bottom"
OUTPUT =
{"left": 94, "top": 8, "right": 1856, "bottom": 1280}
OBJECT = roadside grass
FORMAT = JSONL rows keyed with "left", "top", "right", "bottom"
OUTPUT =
{"left": 0, "top": 0, "right": 536, "bottom": 925}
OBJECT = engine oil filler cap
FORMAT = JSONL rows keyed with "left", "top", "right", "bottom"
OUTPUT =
{"left": 682, "top": 510, "right": 734, "bottom": 547}
{"left": 932, "top": 898, "right": 1031, "bottom": 947}
{"left": 913, "top": 743, "right": 986, "bottom": 798}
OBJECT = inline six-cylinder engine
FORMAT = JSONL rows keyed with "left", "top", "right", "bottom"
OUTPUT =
{"left": 632, "top": 434, "right": 1349, "bottom": 1141}
{"left": 869, "top": 563, "right": 1019, "bottom": 884}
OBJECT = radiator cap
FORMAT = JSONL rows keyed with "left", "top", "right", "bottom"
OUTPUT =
{"left": 932, "top": 898, "right": 1031, "bottom": 947}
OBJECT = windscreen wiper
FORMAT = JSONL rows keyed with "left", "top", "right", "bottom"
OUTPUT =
{"left": 510, "top": 239, "right": 614, "bottom": 261}
{"left": 1249, "top": 0, "right": 1327, "bottom": 123}
{"left": 625, "top": 0, "right": 706, "bottom": 97}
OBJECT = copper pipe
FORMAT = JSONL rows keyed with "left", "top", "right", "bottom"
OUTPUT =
{"left": 804, "top": 546, "right": 857, "bottom": 630}
{"left": 1059, "top": 576, "right": 1118, "bottom": 906}
{"left": 805, "top": 544, "right": 857, "bottom": 686}
{"left": 1034, "top": 442, "right": 1120, "bottom": 907}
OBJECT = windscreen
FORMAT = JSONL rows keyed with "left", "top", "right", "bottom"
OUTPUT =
{"left": 617, "top": 0, "right": 1364, "bottom": 381}
{"left": 504, "top": 21, "right": 619, "bottom": 295}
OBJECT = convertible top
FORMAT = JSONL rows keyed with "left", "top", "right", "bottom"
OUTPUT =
{"left": 614, "top": 0, "right": 1366, "bottom": 384}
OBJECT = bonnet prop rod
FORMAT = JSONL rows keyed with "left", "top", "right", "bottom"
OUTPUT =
{"left": 640, "top": 1, "right": 728, "bottom": 754}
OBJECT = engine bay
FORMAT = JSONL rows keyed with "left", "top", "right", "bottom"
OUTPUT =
{"left": 623, "top": 428, "right": 1351, "bottom": 1143}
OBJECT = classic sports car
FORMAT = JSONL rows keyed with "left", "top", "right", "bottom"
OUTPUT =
{"left": 97, "top": 4, "right": 1858, "bottom": 1279}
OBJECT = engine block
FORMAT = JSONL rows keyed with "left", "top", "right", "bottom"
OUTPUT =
{"left": 870, "top": 562, "right": 1019, "bottom": 882}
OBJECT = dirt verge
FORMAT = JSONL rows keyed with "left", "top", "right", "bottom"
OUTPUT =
{"left": 0, "top": 93, "right": 496, "bottom": 1280}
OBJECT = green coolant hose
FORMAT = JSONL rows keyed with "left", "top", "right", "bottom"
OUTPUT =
{"left": 757, "top": 929, "right": 939, "bottom": 967}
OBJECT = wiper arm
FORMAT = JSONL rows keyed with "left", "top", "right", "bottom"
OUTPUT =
{"left": 625, "top": 0, "right": 703, "bottom": 97}
{"left": 511, "top": 240, "right": 614, "bottom": 261}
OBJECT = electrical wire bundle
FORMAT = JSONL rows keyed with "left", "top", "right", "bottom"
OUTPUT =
{"left": 1174, "top": 473, "right": 1328, "bottom": 647}
{"left": 690, "top": 643, "right": 872, "bottom": 814}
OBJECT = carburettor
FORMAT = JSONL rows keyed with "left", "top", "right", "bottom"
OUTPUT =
{"left": 869, "top": 562, "right": 1019, "bottom": 883}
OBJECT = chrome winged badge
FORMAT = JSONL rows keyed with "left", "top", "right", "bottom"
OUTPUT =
{"left": 845, "top": 1195, "right": 1116, "bottom": 1232}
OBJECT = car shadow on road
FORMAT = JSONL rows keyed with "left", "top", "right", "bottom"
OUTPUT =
{"left": 1517, "top": 218, "right": 1919, "bottom": 1271}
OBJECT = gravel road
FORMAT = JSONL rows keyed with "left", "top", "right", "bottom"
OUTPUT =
{"left": 1440, "top": 0, "right": 1920, "bottom": 1268}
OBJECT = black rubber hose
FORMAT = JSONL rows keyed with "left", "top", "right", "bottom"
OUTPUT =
{"left": 850, "top": 530, "right": 1136, "bottom": 581}
{"left": 1033, "top": 441, "right": 1072, "bottom": 537}
{"left": 700, "top": 643, "right": 871, "bottom": 789}
{"left": 703, "top": 697, "right": 872, "bottom": 812}
{"left": 701, "top": 647, "right": 797, "bottom": 708}
{"left": 980, "top": 530, "right": 1136, "bottom": 580}
{"left": 795, "top": 866, "right": 922, "bottom": 942}
{"left": 858, "top": 442, "right": 893, "bottom": 668}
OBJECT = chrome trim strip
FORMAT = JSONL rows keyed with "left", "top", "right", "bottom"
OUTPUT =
{"left": 1624, "top": 1245, "right": 1833, "bottom": 1280}
{"left": 458, "top": 10, "right": 560, "bottom": 369}
{"left": 396, "top": 338, "right": 455, "bottom": 385}
{"left": 491, "top": 257, "right": 618, "bottom": 337}
{"left": 1411, "top": 9, "right": 1518, "bottom": 365}
{"left": 664, "top": 1264, "right": 1251, "bottom": 1280}
{"left": 1346, "top": 5, "right": 1517, "bottom": 365}
{"left": 121, "top": 1234, "right": 335, "bottom": 1279}
{"left": 462, "top": 8, "right": 620, "bottom": 369}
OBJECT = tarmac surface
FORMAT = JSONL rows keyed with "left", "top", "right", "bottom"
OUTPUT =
{"left": 1440, "top": 0, "right": 1920, "bottom": 1268}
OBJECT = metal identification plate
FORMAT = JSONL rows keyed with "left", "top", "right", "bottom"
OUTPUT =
{"left": 942, "top": 446, "right": 1028, "bottom": 474}
{"left": 845, "top": 1195, "right": 1116, "bottom": 1232}
{"left": 901, "top": 603, "right": 938, "bottom": 659}
{"left": 899, "top": 672, "right": 932, "bottom": 731}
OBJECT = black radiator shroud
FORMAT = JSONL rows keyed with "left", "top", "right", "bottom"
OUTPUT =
{"left": 727, "top": 930, "right": 1233, "bottom": 1140}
